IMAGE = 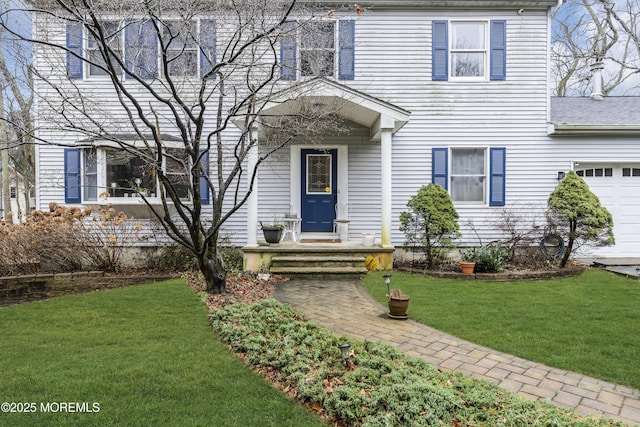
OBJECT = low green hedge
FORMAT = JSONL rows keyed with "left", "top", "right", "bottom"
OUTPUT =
{"left": 210, "top": 300, "right": 627, "bottom": 427}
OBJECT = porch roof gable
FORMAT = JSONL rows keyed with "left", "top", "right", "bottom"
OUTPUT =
{"left": 258, "top": 78, "right": 411, "bottom": 141}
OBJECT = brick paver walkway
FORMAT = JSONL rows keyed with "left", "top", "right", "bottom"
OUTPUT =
{"left": 274, "top": 279, "right": 640, "bottom": 426}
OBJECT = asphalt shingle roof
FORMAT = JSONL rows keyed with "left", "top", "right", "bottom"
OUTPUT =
{"left": 550, "top": 96, "right": 640, "bottom": 126}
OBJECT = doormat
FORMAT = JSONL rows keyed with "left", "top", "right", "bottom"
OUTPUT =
{"left": 300, "top": 239, "right": 340, "bottom": 243}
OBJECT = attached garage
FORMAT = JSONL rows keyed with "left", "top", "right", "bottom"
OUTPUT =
{"left": 576, "top": 165, "right": 640, "bottom": 257}
{"left": 550, "top": 96, "right": 640, "bottom": 259}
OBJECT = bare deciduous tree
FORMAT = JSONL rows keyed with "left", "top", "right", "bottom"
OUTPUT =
{"left": 552, "top": 0, "right": 640, "bottom": 96}
{"left": 0, "top": 1, "right": 34, "bottom": 223}
{"left": 2, "top": 0, "right": 355, "bottom": 292}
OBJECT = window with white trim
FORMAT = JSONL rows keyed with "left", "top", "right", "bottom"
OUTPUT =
{"left": 622, "top": 167, "right": 640, "bottom": 177}
{"left": 280, "top": 19, "right": 354, "bottom": 81}
{"left": 300, "top": 22, "right": 335, "bottom": 77}
{"left": 451, "top": 22, "right": 486, "bottom": 79}
{"left": 81, "top": 147, "right": 190, "bottom": 201}
{"left": 431, "top": 147, "right": 506, "bottom": 206}
{"left": 86, "top": 21, "right": 123, "bottom": 77}
{"left": 67, "top": 19, "right": 216, "bottom": 80}
{"left": 451, "top": 148, "right": 486, "bottom": 202}
{"left": 162, "top": 20, "right": 198, "bottom": 77}
{"left": 576, "top": 168, "right": 613, "bottom": 177}
{"left": 432, "top": 20, "right": 506, "bottom": 81}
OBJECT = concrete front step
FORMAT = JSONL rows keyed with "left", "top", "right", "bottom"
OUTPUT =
{"left": 270, "top": 266, "right": 368, "bottom": 274}
{"left": 271, "top": 255, "right": 366, "bottom": 269}
{"left": 270, "top": 254, "right": 368, "bottom": 279}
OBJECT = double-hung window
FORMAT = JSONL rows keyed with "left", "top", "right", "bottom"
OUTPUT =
{"left": 300, "top": 22, "right": 335, "bottom": 77}
{"left": 432, "top": 20, "right": 506, "bottom": 81}
{"left": 451, "top": 148, "right": 485, "bottom": 202}
{"left": 451, "top": 22, "right": 486, "bottom": 79}
{"left": 66, "top": 19, "right": 216, "bottom": 80}
{"left": 162, "top": 21, "right": 198, "bottom": 78}
{"left": 432, "top": 147, "right": 506, "bottom": 206}
{"left": 280, "top": 19, "right": 355, "bottom": 81}
{"left": 86, "top": 21, "right": 123, "bottom": 77}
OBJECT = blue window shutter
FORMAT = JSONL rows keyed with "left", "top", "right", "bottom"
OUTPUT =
{"left": 338, "top": 20, "right": 355, "bottom": 80}
{"left": 432, "top": 148, "right": 448, "bottom": 190}
{"left": 490, "top": 20, "right": 506, "bottom": 81}
{"left": 489, "top": 147, "right": 506, "bottom": 206}
{"left": 64, "top": 148, "right": 82, "bottom": 203}
{"left": 199, "top": 149, "right": 210, "bottom": 204}
{"left": 66, "top": 22, "right": 83, "bottom": 79}
{"left": 200, "top": 19, "right": 216, "bottom": 79}
{"left": 125, "top": 20, "right": 158, "bottom": 79}
{"left": 280, "top": 21, "right": 297, "bottom": 80}
{"left": 432, "top": 21, "right": 448, "bottom": 81}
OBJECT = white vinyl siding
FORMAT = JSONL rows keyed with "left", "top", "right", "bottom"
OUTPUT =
{"left": 39, "top": 6, "right": 640, "bottom": 259}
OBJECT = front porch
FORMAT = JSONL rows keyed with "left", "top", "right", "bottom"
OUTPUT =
{"left": 242, "top": 239, "right": 394, "bottom": 278}
{"left": 242, "top": 79, "right": 411, "bottom": 260}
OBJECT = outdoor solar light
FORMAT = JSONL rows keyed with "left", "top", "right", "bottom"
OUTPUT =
{"left": 338, "top": 343, "right": 351, "bottom": 368}
{"left": 383, "top": 274, "right": 391, "bottom": 295}
{"left": 134, "top": 178, "right": 142, "bottom": 187}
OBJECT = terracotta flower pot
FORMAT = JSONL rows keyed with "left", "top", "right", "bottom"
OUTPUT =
{"left": 387, "top": 297, "right": 410, "bottom": 320}
{"left": 460, "top": 261, "right": 476, "bottom": 275}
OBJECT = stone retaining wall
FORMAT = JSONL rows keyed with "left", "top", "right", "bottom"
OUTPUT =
{"left": 0, "top": 272, "right": 175, "bottom": 306}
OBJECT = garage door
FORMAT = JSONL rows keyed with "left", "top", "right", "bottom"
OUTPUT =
{"left": 577, "top": 165, "right": 640, "bottom": 257}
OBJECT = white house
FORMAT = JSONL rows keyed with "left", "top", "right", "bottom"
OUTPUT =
{"left": 28, "top": 0, "right": 640, "bottom": 269}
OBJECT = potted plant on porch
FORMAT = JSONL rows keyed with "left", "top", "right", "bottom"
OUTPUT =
{"left": 384, "top": 274, "right": 410, "bottom": 319}
{"left": 260, "top": 221, "right": 284, "bottom": 244}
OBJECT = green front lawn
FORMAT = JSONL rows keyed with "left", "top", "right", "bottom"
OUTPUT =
{"left": 0, "top": 280, "right": 327, "bottom": 427}
{"left": 362, "top": 268, "right": 640, "bottom": 391}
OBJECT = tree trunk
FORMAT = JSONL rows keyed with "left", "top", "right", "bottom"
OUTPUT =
{"left": 200, "top": 251, "right": 226, "bottom": 294}
{"left": 0, "top": 90, "right": 11, "bottom": 224}
{"left": 559, "top": 220, "right": 576, "bottom": 268}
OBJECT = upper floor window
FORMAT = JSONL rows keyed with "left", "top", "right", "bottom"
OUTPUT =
{"left": 432, "top": 20, "right": 506, "bottom": 82}
{"left": 162, "top": 21, "right": 198, "bottom": 78}
{"left": 280, "top": 20, "right": 354, "bottom": 81}
{"left": 66, "top": 19, "right": 216, "bottom": 80}
{"left": 301, "top": 22, "right": 335, "bottom": 77}
{"left": 86, "top": 21, "right": 122, "bottom": 77}
{"left": 451, "top": 22, "right": 486, "bottom": 78}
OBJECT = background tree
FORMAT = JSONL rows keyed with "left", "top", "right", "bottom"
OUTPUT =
{"left": 551, "top": 0, "right": 640, "bottom": 96}
{"left": 0, "top": 0, "right": 34, "bottom": 223}
{"left": 399, "top": 183, "right": 460, "bottom": 270}
{"left": 2, "top": 0, "right": 355, "bottom": 292}
{"left": 546, "top": 171, "right": 614, "bottom": 268}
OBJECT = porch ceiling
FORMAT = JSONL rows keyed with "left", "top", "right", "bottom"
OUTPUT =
{"left": 258, "top": 78, "right": 411, "bottom": 141}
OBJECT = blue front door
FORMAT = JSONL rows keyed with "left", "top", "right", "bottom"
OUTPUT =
{"left": 301, "top": 149, "right": 337, "bottom": 232}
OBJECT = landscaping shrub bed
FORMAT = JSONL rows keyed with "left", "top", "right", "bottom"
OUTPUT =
{"left": 211, "top": 300, "right": 626, "bottom": 427}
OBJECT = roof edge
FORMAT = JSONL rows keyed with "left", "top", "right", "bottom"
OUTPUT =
{"left": 299, "top": 0, "right": 559, "bottom": 9}
{"left": 549, "top": 124, "right": 640, "bottom": 136}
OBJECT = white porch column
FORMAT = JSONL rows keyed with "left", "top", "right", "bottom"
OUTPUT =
{"left": 380, "top": 117, "right": 394, "bottom": 246}
{"left": 246, "top": 128, "right": 259, "bottom": 246}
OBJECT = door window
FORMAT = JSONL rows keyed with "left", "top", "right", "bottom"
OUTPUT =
{"left": 306, "top": 154, "right": 333, "bottom": 194}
